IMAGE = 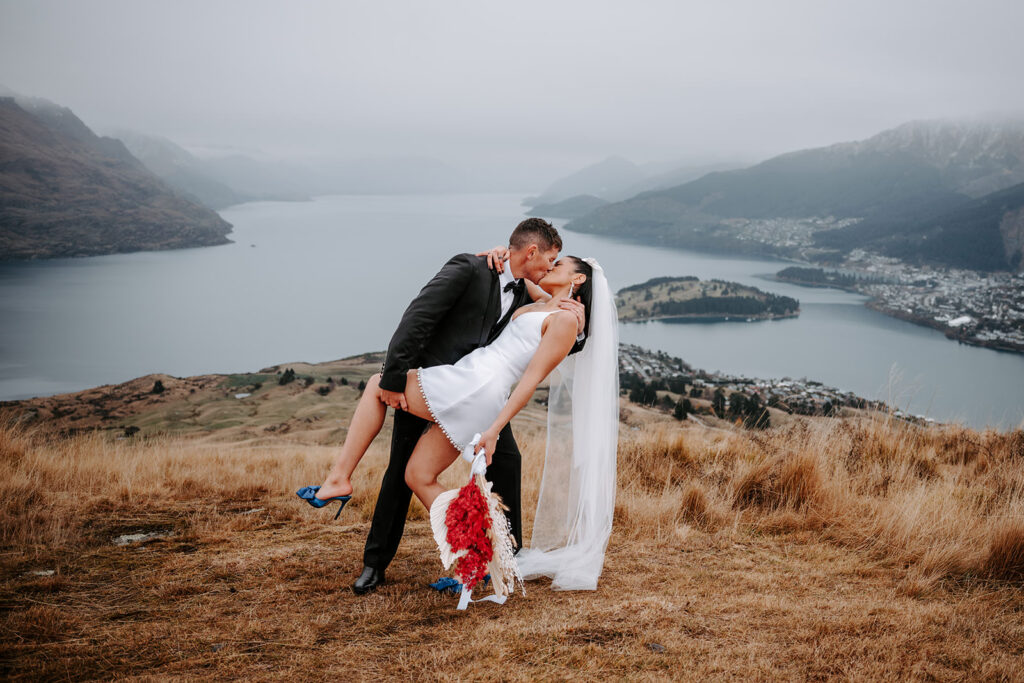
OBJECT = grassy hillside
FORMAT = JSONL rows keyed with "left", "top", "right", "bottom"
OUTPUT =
{"left": 2, "top": 370, "right": 1022, "bottom": 678}
{"left": 0, "top": 353, "right": 387, "bottom": 442}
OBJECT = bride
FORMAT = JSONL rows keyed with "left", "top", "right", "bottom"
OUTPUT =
{"left": 300, "top": 255, "right": 619, "bottom": 591}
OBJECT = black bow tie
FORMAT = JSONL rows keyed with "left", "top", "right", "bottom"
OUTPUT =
{"left": 503, "top": 279, "right": 522, "bottom": 294}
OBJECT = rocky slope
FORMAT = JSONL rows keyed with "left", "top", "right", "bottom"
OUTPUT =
{"left": 0, "top": 97, "right": 232, "bottom": 260}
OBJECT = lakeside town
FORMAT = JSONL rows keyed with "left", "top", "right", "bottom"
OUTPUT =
{"left": 777, "top": 250, "right": 1024, "bottom": 354}
{"left": 719, "top": 215, "right": 1024, "bottom": 355}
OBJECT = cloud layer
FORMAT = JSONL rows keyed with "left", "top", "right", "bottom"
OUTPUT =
{"left": 2, "top": 0, "right": 1023, "bottom": 187}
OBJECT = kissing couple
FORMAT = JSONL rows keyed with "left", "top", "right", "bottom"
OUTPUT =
{"left": 298, "top": 218, "right": 619, "bottom": 597}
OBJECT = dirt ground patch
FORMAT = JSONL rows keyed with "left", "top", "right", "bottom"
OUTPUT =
{"left": 4, "top": 506, "right": 1022, "bottom": 680}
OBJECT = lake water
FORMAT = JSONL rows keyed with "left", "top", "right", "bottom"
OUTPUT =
{"left": 1, "top": 193, "right": 1021, "bottom": 429}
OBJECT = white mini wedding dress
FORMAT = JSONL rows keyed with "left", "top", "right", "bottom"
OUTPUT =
{"left": 417, "top": 309, "right": 557, "bottom": 451}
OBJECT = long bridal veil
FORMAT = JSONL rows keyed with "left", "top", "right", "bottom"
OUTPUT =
{"left": 516, "top": 258, "right": 619, "bottom": 590}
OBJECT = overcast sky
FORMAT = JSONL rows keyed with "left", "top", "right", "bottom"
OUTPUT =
{"left": 2, "top": 0, "right": 1023, "bottom": 185}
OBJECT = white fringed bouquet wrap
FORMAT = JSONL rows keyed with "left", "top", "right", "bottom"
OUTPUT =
{"left": 429, "top": 434, "right": 524, "bottom": 610}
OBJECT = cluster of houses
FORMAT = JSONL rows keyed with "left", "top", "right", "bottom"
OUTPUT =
{"left": 845, "top": 251, "right": 1024, "bottom": 352}
{"left": 727, "top": 215, "right": 861, "bottom": 250}
{"left": 618, "top": 344, "right": 895, "bottom": 419}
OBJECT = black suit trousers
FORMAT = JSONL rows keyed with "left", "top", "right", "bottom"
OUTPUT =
{"left": 362, "top": 409, "right": 523, "bottom": 571}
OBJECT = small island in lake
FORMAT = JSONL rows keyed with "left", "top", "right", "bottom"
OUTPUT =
{"left": 616, "top": 276, "right": 800, "bottom": 322}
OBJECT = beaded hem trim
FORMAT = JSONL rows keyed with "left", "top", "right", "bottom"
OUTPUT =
{"left": 416, "top": 369, "right": 465, "bottom": 452}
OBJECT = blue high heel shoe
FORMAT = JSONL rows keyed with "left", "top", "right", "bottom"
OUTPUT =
{"left": 296, "top": 485, "right": 352, "bottom": 520}
{"left": 429, "top": 574, "right": 491, "bottom": 595}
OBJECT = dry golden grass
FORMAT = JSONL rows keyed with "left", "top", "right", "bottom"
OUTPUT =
{"left": 618, "top": 416, "right": 1024, "bottom": 585}
{"left": 2, "top": 412, "right": 1024, "bottom": 680}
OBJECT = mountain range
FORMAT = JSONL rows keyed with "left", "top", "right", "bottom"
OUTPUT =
{"left": 111, "top": 131, "right": 253, "bottom": 209}
{"left": 563, "top": 120, "right": 1024, "bottom": 271}
{"left": 525, "top": 156, "right": 741, "bottom": 207}
{"left": 0, "top": 95, "right": 232, "bottom": 260}
{"left": 117, "top": 130, "right": 491, "bottom": 205}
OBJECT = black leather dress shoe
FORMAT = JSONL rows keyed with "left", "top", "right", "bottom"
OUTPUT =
{"left": 353, "top": 566, "right": 385, "bottom": 595}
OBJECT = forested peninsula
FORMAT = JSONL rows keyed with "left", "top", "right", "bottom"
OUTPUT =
{"left": 616, "top": 276, "right": 799, "bottom": 322}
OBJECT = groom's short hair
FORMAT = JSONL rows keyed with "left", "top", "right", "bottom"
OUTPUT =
{"left": 510, "top": 218, "right": 562, "bottom": 252}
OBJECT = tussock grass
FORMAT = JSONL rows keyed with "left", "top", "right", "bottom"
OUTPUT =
{"left": 2, "top": 414, "right": 1023, "bottom": 679}
{"left": 618, "top": 416, "right": 1024, "bottom": 584}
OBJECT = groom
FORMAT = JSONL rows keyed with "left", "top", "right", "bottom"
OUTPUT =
{"left": 353, "top": 218, "right": 581, "bottom": 594}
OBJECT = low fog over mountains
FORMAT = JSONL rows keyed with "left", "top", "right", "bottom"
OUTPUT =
{"left": 115, "top": 130, "right": 489, "bottom": 207}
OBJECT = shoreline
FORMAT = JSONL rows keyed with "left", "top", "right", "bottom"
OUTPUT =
{"left": 772, "top": 274, "right": 864, "bottom": 294}
{"left": 620, "top": 311, "right": 800, "bottom": 324}
{"left": 864, "top": 301, "right": 1024, "bottom": 355}
{"left": 779, "top": 274, "right": 1024, "bottom": 357}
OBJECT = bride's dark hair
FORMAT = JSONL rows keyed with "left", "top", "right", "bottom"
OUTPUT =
{"left": 565, "top": 256, "right": 593, "bottom": 353}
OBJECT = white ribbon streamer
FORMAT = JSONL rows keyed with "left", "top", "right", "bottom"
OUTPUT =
{"left": 457, "top": 586, "right": 508, "bottom": 611}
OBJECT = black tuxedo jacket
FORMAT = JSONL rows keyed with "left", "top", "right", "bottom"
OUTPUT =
{"left": 364, "top": 252, "right": 530, "bottom": 571}
{"left": 379, "top": 253, "right": 529, "bottom": 392}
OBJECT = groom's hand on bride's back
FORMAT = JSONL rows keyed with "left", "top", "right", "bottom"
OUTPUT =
{"left": 379, "top": 388, "right": 408, "bottom": 412}
{"left": 559, "top": 296, "right": 586, "bottom": 335}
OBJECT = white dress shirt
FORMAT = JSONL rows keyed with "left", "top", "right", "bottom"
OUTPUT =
{"left": 497, "top": 267, "right": 519, "bottom": 321}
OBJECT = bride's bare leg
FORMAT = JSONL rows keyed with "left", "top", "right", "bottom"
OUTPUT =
{"left": 316, "top": 370, "right": 432, "bottom": 499}
{"left": 405, "top": 425, "right": 460, "bottom": 510}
